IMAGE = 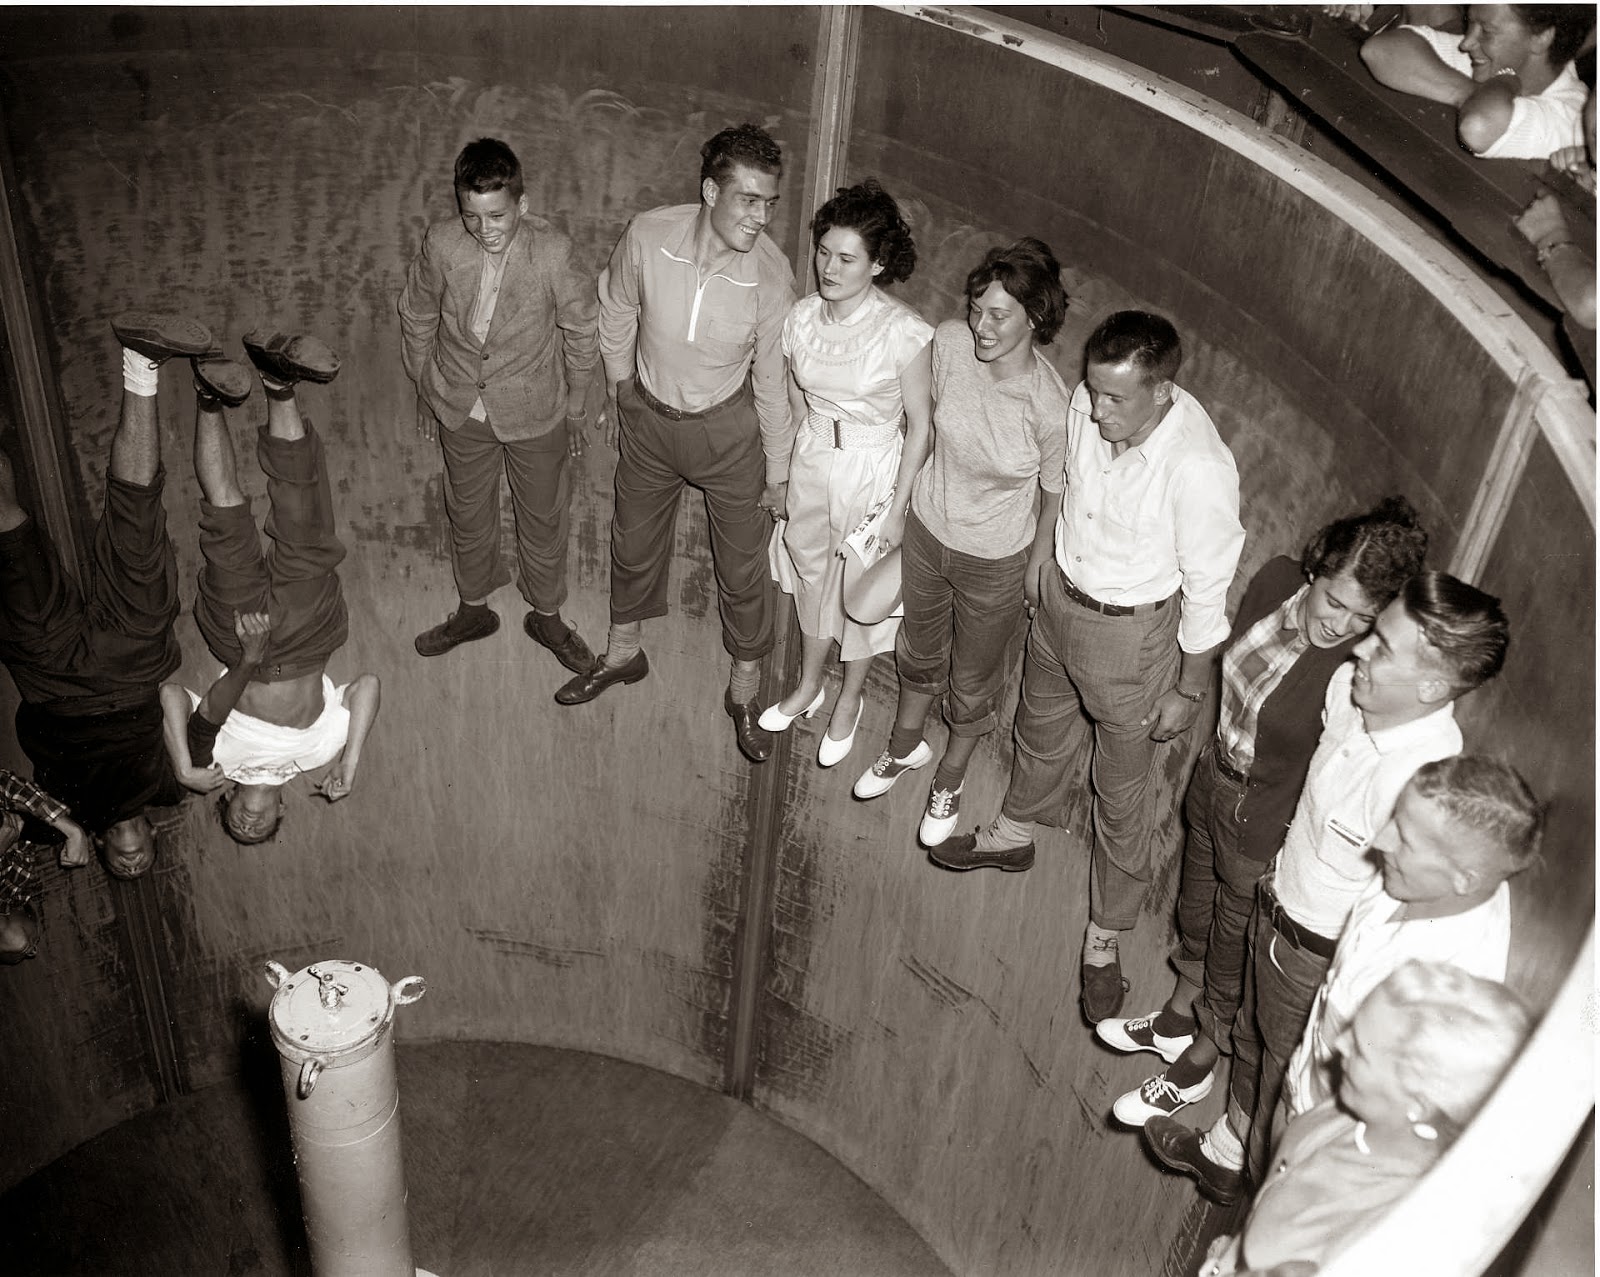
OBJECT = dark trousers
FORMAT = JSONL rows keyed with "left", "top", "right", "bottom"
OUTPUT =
{"left": 1002, "top": 567, "right": 1180, "bottom": 930}
{"left": 196, "top": 422, "right": 348, "bottom": 679}
{"left": 439, "top": 413, "right": 570, "bottom": 613}
{"left": 1170, "top": 747, "right": 1272, "bottom": 1053}
{"left": 895, "top": 509, "right": 1027, "bottom": 737}
{"left": 609, "top": 377, "right": 773, "bottom": 661}
{"left": 1228, "top": 888, "right": 1332, "bottom": 1183}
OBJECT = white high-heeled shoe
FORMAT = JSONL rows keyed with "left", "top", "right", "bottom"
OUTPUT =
{"left": 817, "top": 699, "right": 864, "bottom": 767}
{"left": 758, "top": 687, "right": 825, "bottom": 732}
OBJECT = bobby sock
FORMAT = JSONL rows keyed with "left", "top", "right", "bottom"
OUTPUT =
{"left": 1151, "top": 1005, "right": 1197, "bottom": 1039}
{"left": 976, "top": 813, "right": 1035, "bottom": 853}
{"left": 728, "top": 661, "right": 760, "bottom": 705}
{"left": 887, "top": 725, "right": 923, "bottom": 760}
{"left": 605, "top": 622, "right": 642, "bottom": 668}
{"left": 930, "top": 762, "right": 966, "bottom": 793}
{"left": 1083, "top": 923, "right": 1121, "bottom": 968}
{"left": 122, "top": 347, "right": 160, "bottom": 396}
{"left": 1165, "top": 1050, "right": 1212, "bottom": 1090}
{"left": 1200, "top": 1113, "right": 1246, "bottom": 1171}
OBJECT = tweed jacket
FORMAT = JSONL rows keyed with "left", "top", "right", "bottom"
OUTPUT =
{"left": 398, "top": 213, "right": 599, "bottom": 440}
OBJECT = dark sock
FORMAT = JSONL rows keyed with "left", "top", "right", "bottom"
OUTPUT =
{"left": 887, "top": 725, "right": 922, "bottom": 760}
{"left": 448, "top": 601, "right": 490, "bottom": 633}
{"left": 931, "top": 762, "right": 965, "bottom": 792}
{"left": 1151, "top": 1006, "right": 1197, "bottom": 1038}
{"left": 530, "top": 608, "right": 569, "bottom": 643}
{"left": 1166, "top": 1048, "right": 1213, "bottom": 1089}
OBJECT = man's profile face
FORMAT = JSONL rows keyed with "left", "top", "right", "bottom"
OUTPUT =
{"left": 1461, "top": 5, "right": 1548, "bottom": 82}
{"left": 457, "top": 186, "right": 527, "bottom": 257}
{"left": 102, "top": 815, "right": 156, "bottom": 879}
{"left": 1085, "top": 359, "right": 1169, "bottom": 450}
{"left": 1349, "top": 600, "right": 1443, "bottom": 719}
{"left": 1373, "top": 784, "right": 1475, "bottom": 905}
{"left": 703, "top": 165, "right": 780, "bottom": 255}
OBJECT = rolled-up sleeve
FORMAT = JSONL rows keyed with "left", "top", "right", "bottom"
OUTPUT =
{"left": 1173, "top": 458, "right": 1245, "bottom": 652}
{"left": 0, "top": 768, "right": 67, "bottom": 825}
{"left": 597, "top": 223, "right": 642, "bottom": 390}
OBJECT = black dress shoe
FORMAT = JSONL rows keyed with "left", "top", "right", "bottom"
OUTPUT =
{"left": 415, "top": 607, "right": 500, "bottom": 657}
{"left": 111, "top": 312, "right": 216, "bottom": 363}
{"left": 555, "top": 650, "right": 649, "bottom": 705}
{"left": 242, "top": 330, "right": 341, "bottom": 385}
{"left": 724, "top": 690, "right": 773, "bottom": 763}
{"left": 1143, "top": 1116, "right": 1246, "bottom": 1205}
{"left": 523, "top": 612, "right": 595, "bottom": 674}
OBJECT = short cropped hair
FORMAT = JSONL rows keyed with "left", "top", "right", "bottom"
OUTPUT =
{"left": 1369, "top": 961, "right": 1530, "bottom": 1141}
{"left": 1513, "top": 6, "right": 1594, "bottom": 66}
{"left": 1400, "top": 572, "right": 1510, "bottom": 694}
{"left": 1302, "top": 494, "right": 1429, "bottom": 611}
{"left": 812, "top": 179, "right": 917, "bottom": 285}
{"left": 1409, "top": 755, "right": 1544, "bottom": 875}
{"left": 454, "top": 138, "right": 524, "bottom": 201}
{"left": 964, "top": 238, "right": 1068, "bottom": 345}
{"left": 1084, "top": 310, "right": 1182, "bottom": 384}
{"left": 700, "top": 123, "right": 783, "bottom": 189}
{"left": 221, "top": 789, "right": 282, "bottom": 846}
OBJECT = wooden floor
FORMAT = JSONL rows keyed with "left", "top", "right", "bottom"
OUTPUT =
{"left": 0, "top": 1041, "right": 951, "bottom": 1277}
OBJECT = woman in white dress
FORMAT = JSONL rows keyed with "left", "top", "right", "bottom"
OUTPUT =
{"left": 760, "top": 181, "right": 934, "bottom": 766}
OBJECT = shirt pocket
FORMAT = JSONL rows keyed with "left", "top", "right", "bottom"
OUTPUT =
{"left": 699, "top": 313, "right": 756, "bottom": 358}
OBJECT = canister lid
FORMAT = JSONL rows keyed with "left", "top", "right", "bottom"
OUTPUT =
{"left": 268, "top": 959, "right": 395, "bottom": 1066}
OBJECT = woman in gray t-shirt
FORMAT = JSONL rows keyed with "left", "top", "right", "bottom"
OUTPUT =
{"left": 853, "top": 239, "right": 1070, "bottom": 851}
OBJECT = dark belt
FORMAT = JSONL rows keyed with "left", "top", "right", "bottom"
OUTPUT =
{"left": 1259, "top": 878, "right": 1338, "bottom": 960}
{"left": 1059, "top": 569, "right": 1171, "bottom": 617}
{"left": 633, "top": 377, "right": 746, "bottom": 422}
{"left": 1212, "top": 745, "right": 1249, "bottom": 787}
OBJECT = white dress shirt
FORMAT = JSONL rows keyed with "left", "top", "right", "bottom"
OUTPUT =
{"left": 1054, "top": 382, "right": 1244, "bottom": 652}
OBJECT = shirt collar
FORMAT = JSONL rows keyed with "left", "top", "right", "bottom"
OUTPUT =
{"left": 659, "top": 205, "right": 761, "bottom": 286}
{"left": 1368, "top": 700, "right": 1457, "bottom": 753}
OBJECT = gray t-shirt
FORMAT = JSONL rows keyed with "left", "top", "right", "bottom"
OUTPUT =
{"left": 910, "top": 319, "right": 1069, "bottom": 558}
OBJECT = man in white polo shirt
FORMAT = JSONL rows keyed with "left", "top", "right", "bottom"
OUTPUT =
{"left": 1143, "top": 571, "right": 1510, "bottom": 1201}
{"left": 932, "top": 311, "right": 1245, "bottom": 1027}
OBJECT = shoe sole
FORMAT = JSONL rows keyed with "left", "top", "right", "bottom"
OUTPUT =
{"left": 415, "top": 614, "right": 501, "bottom": 657}
{"left": 243, "top": 332, "right": 341, "bottom": 384}
{"left": 112, "top": 312, "right": 214, "bottom": 360}
{"left": 194, "top": 358, "right": 254, "bottom": 407}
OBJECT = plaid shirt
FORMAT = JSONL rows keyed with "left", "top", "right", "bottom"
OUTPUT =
{"left": 1217, "top": 584, "right": 1311, "bottom": 777}
{"left": 0, "top": 768, "right": 67, "bottom": 912}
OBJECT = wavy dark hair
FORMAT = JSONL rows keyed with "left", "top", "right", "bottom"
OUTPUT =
{"left": 1400, "top": 571, "right": 1510, "bottom": 694}
{"left": 1512, "top": 6, "right": 1594, "bottom": 66}
{"left": 700, "top": 123, "right": 783, "bottom": 188}
{"left": 1084, "top": 310, "right": 1182, "bottom": 383}
{"left": 454, "top": 137, "right": 523, "bottom": 201}
{"left": 811, "top": 179, "right": 916, "bottom": 285}
{"left": 964, "top": 237, "right": 1067, "bottom": 345}
{"left": 1301, "top": 495, "right": 1428, "bottom": 609}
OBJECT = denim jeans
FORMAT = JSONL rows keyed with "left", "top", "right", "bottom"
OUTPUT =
{"left": 1170, "top": 746, "right": 1274, "bottom": 1054}
{"left": 895, "top": 509, "right": 1028, "bottom": 738}
{"left": 1228, "top": 885, "right": 1332, "bottom": 1183}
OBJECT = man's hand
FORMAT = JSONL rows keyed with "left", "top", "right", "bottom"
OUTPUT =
{"left": 600, "top": 381, "right": 626, "bottom": 451}
{"left": 314, "top": 760, "right": 357, "bottom": 803}
{"left": 416, "top": 403, "right": 437, "bottom": 444}
{"left": 57, "top": 818, "right": 91, "bottom": 869}
{"left": 760, "top": 481, "right": 789, "bottom": 522}
{"left": 1023, "top": 556, "right": 1049, "bottom": 618}
{"left": 1142, "top": 688, "right": 1204, "bottom": 742}
{"left": 235, "top": 611, "right": 271, "bottom": 667}
{"left": 179, "top": 763, "right": 227, "bottom": 794}
{"left": 566, "top": 413, "right": 588, "bottom": 460}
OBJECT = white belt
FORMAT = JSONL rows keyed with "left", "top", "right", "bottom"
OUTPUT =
{"left": 805, "top": 411, "right": 901, "bottom": 450}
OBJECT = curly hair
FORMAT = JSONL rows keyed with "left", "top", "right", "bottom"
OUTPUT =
{"left": 700, "top": 123, "right": 783, "bottom": 188}
{"left": 964, "top": 238, "right": 1068, "bottom": 345}
{"left": 1408, "top": 755, "right": 1545, "bottom": 875}
{"left": 1302, "top": 495, "right": 1429, "bottom": 610}
{"left": 1401, "top": 571, "right": 1510, "bottom": 694}
{"left": 1084, "top": 310, "right": 1182, "bottom": 383}
{"left": 811, "top": 179, "right": 917, "bottom": 285}
{"left": 1512, "top": 6, "right": 1594, "bottom": 66}
{"left": 454, "top": 138, "right": 523, "bottom": 201}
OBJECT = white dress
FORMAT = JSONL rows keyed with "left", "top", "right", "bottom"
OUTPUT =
{"left": 772, "top": 288, "right": 933, "bottom": 660}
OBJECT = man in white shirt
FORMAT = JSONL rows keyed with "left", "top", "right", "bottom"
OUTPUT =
{"left": 1361, "top": 5, "right": 1592, "bottom": 160}
{"left": 1144, "top": 571, "right": 1510, "bottom": 1201}
{"left": 931, "top": 311, "right": 1245, "bottom": 1026}
{"left": 1281, "top": 753, "right": 1541, "bottom": 1121}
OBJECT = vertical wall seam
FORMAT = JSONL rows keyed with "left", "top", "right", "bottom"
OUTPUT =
{"left": 725, "top": 4, "right": 863, "bottom": 1103}
{"left": 1450, "top": 367, "right": 1545, "bottom": 584}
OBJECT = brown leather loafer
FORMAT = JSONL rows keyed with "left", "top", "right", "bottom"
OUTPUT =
{"left": 523, "top": 612, "right": 595, "bottom": 675}
{"left": 1081, "top": 957, "right": 1130, "bottom": 1024}
{"left": 1143, "top": 1116, "right": 1246, "bottom": 1205}
{"left": 928, "top": 830, "right": 1036, "bottom": 872}
{"left": 555, "top": 651, "right": 650, "bottom": 705}
{"left": 724, "top": 690, "right": 773, "bottom": 763}
{"left": 415, "top": 608, "right": 500, "bottom": 657}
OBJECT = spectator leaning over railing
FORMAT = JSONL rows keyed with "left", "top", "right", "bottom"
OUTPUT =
{"left": 1361, "top": 5, "right": 1593, "bottom": 161}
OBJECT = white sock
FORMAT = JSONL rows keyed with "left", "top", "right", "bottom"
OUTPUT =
{"left": 1083, "top": 923, "right": 1121, "bottom": 967}
{"left": 1201, "top": 1113, "right": 1246, "bottom": 1170}
{"left": 976, "top": 813, "right": 1035, "bottom": 853}
{"left": 122, "top": 347, "right": 160, "bottom": 396}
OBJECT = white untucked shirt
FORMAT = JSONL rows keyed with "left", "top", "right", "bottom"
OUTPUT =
{"left": 188, "top": 675, "right": 351, "bottom": 785}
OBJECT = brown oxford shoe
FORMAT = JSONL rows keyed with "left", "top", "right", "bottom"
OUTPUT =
{"left": 555, "top": 650, "right": 650, "bottom": 705}
{"left": 724, "top": 690, "right": 774, "bottom": 763}
{"left": 1143, "top": 1116, "right": 1246, "bottom": 1205}
{"left": 523, "top": 612, "right": 595, "bottom": 675}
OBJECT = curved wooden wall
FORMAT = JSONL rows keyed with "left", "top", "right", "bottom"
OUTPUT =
{"left": 0, "top": 7, "right": 1590, "bottom": 1277}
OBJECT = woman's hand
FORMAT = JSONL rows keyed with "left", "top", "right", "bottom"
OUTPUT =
{"left": 1513, "top": 190, "right": 1569, "bottom": 250}
{"left": 875, "top": 507, "right": 907, "bottom": 553}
